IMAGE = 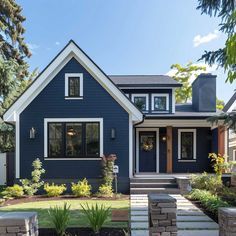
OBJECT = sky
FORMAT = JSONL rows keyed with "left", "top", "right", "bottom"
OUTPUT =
{"left": 18, "top": 0, "right": 235, "bottom": 103}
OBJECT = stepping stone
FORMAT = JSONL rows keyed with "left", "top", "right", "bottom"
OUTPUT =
{"left": 177, "top": 221, "right": 219, "bottom": 230}
{"left": 131, "top": 215, "right": 148, "bottom": 221}
{"left": 178, "top": 230, "right": 219, "bottom": 236}
{"left": 131, "top": 211, "right": 148, "bottom": 216}
{"left": 131, "top": 229, "right": 149, "bottom": 236}
{"left": 177, "top": 211, "right": 206, "bottom": 216}
{"left": 131, "top": 207, "right": 148, "bottom": 211}
{"left": 131, "top": 222, "right": 149, "bottom": 229}
{"left": 177, "top": 215, "right": 213, "bottom": 222}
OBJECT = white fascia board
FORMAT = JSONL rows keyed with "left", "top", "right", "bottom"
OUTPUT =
{"left": 3, "top": 42, "right": 142, "bottom": 122}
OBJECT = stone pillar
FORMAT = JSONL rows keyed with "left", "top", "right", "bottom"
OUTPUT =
{"left": 176, "top": 177, "right": 191, "bottom": 195}
{"left": 219, "top": 208, "right": 236, "bottom": 236}
{"left": 0, "top": 212, "right": 38, "bottom": 236}
{"left": 148, "top": 194, "right": 177, "bottom": 236}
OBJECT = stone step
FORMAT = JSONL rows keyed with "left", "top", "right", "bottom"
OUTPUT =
{"left": 177, "top": 221, "right": 219, "bottom": 230}
{"left": 177, "top": 215, "right": 213, "bottom": 222}
{"left": 178, "top": 230, "right": 219, "bottom": 236}
{"left": 177, "top": 211, "right": 206, "bottom": 216}
{"left": 131, "top": 177, "right": 176, "bottom": 183}
{"left": 131, "top": 215, "right": 149, "bottom": 221}
{"left": 131, "top": 229, "right": 149, "bottom": 236}
{"left": 131, "top": 222, "right": 149, "bottom": 229}
{"left": 130, "top": 187, "right": 180, "bottom": 194}
{"left": 130, "top": 182, "right": 178, "bottom": 189}
{"left": 131, "top": 206, "right": 148, "bottom": 211}
{"left": 130, "top": 210, "right": 148, "bottom": 216}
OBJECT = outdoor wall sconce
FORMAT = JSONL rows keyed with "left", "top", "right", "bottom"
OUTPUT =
{"left": 111, "top": 128, "right": 116, "bottom": 140}
{"left": 161, "top": 135, "right": 167, "bottom": 142}
{"left": 29, "top": 127, "right": 36, "bottom": 139}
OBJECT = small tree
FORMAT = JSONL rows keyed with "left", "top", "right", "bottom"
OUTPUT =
{"left": 101, "top": 154, "right": 117, "bottom": 186}
{"left": 20, "top": 158, "right": 45, "bottom": 196}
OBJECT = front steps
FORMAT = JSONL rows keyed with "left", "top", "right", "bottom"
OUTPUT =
{"left": 130, "top": 177, "right": 180, "bottom": 194}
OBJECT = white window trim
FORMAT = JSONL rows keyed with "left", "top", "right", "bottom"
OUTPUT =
{"left": 131, "top": 94, "right": 149, "bottom": 112}
{"left": 233, "top": 150, "right": 236, "bottom": 161}
{"left": 151, "top": 93, "right": 169, "bottom": 112}
{"left": 44, "top": 118, "right": 103, "bottom": 159}
{"left": 65, "top": 73, "right": 83, "bottom": 99}
{"left": 178, "top": 129, "right": 197, "bottom": 160}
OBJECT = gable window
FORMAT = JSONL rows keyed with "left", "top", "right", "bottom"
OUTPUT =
{"left": 151, "top": 94, "right": 169, "bottom": 112}
{"left": 131, "top": 94, "right": 149, "bottom": 112}
{"left": 178, "top": 129, "right": 196, "bottom": 161}
{"left": 45, "top": 119, "right": 102, "bottom": 159}
{"left": 65, "top": 73, "right": 83, "bottom": 99}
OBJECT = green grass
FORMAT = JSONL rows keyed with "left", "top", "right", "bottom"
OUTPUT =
{"left": 0, "top": 199, "right": 129, "bottom": 228}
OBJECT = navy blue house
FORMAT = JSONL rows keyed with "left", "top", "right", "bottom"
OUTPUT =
{"left": 3, "top": 40, "right": 224, "bottom": 193}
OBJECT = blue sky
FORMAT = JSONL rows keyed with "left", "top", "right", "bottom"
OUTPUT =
{"left": 19, "top": 0, "right": 235, "bottom": 102}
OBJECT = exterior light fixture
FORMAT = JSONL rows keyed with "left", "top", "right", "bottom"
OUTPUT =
{"left": 111, "top": 128, "right": 116, "bottom": 140}
{"left": 29, "top": 127, "right": 36, "bottom": 139}
{"left": 161, "top": 135, "right": 167, "bottom": 142}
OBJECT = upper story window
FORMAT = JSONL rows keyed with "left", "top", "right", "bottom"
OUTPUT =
{"left": 131, "top": 94, "right": 149, "bottom": 112}
{"left": 65, "top": 73, "right": 83, "bottom": 99}
{"left": 151, "top": 94, "right": 169, "bottom": 112}
{"left": 178, "top": 129, "right": 196, "bottom": 161}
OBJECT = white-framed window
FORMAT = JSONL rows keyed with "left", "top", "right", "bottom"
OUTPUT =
{"left": 178, "top": 129, "right": 196, "bottom": 161}
{"left": 65, "top": 73, "right": 83, "bottom": 99}
{"left": 44, "top": 118, "right": 103, "bottom": 160}
{"left": 151, "top": 94, "right": 169, "bottom": 112}
{"left": 131, "top": 94, "right": 149, "bottom": 112}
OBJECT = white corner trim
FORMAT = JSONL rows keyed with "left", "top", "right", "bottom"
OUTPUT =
{"left": 172, "top": 88, "right": 175, "bottom": 113}
{"left": 178, "top": 129, "right": 197, "bottom": 160}
{"left": 15, "top": 113, "right": 20, "bottom": 178}
{"left": 135, "top": 128, "right": 159, "bottom": 173}
{"left": 129, "top": 114, "right": 133, "bottom": 178}
{"left": 65, "top": 73, "right": 83, "bottom": 98}
{"left": 131, "top": 94, "right": 149, "bottom": 112}
{"left": 44, "top": 118, "right": 103, "bottom": 158}
{"left": 3, "top": 41, "right": 143, "bottom": 122}
{"left": 151, "top": 93, "right": 169, "bottom": 111}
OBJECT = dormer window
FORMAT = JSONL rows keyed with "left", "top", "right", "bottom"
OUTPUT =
{"left": 131, "top": 94, "right": 149, "bottom": 112}
{"left": 65, "top": 73, "right": 83, "bottom": 99}
{"left": 151, "top": 94, "right": 169, "bottom": 112}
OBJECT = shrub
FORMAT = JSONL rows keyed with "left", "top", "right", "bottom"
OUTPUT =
{"left": 97, "top": 184, "right": 113, "bottom": 198}
{"left": 48, "top": 203, "right": 71, "bottom": 236}
{"left": 220, "top": 187, "right": 236, "bottom": 206}
{"left": 208, "top": 153, "right": 228, "bottom": 175}
{"left": 44, "top": 183, "right": 66, "bottom": 197}
{"left": 20, "top": 158, "right": 45, "bottom": 196}
{"left": 188, "top": 189, "right": 229, "bottom": 215}
{"left": 80, "top": 203, "right": 110, "bottom": 234}
{"left": 191, "top": 172, "right": 223, "bottom": 194}
{"left": 0, "top": 198, "right": 5, "bottom": 206}
{"left": 2, "top": 184, "right": 24, "bottom": 199}
{"left": 71, "top": 178, "right": 91, "bottom": 197}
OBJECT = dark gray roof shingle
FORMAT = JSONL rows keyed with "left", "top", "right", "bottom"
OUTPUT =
{"left": 109, "top": 75, "right": 182, "bottom": 87}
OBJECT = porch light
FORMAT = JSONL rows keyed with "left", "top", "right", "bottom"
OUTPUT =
{"left": 67, "top": 128, "right": 76, "bottom": 136}
{"left": 111, "top": 128, "right": 116, "bottom": 139}
{"left": 161, "top": 135, "right": 167, "bottom": 142}
{"left": 29, "top": 127, "right": 36, "bottom": 139}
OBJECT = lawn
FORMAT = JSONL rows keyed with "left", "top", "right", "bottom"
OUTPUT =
{"left": 0, "top": 199, "right": 129, "bottom": 228}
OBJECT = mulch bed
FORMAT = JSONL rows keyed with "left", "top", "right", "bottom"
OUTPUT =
{"left": 39, "top": 227, "right": 127, "bottom": 236}
{"left": 1, "top": 195, "right": 129, "bottom": 207}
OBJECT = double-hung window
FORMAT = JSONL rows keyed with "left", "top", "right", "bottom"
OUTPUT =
{"left": 47, "top": 121, "right": 100, "bottom": 158}
{"left": 178, "top": 129, "right": 196, "bottom": 161}
{"left": 65, "top": 73, "right": 83, "bottom": 99}
{"left": 151, "top": 94, "right": 169, "bottom": 112}
{"left": 131, "top": 94, "right": 149, "bottom": 112}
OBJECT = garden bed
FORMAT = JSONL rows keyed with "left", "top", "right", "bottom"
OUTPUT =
{"left": 39, "top": 227, "right": 127, "bottom": 236}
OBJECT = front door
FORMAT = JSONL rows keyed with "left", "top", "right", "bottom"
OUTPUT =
{"left": 139, "top": 131, "right": 156, "bottom": 172}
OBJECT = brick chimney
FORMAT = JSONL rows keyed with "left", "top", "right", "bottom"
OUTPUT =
{"left": 192, "top": 73, "right": 216, "bottom": 112}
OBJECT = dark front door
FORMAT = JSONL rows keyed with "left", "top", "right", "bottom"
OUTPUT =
{"left": 139, "top": 131, "right": 156, "bottom": 172}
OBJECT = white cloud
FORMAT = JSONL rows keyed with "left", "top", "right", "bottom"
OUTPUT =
{"left": 193, "top": 30, "right": 219, "bottom": 47}
{"left": 27, "top": 43, "right": 40, "bottom": 54}
{"left": 55, "top": 41, "right": 60, "bottom": 46}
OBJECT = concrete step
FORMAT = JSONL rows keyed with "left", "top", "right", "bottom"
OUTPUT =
{"left": 130, "top": 182, "right": 178, "bottom": 188}
{"left": 130, "top": 187, "right": 180, "bottom": 194}
{"left": 130, "top": 177, "right": 176, "bottom": 183}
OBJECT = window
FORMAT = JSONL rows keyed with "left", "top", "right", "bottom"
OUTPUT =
{"left": 47, "top": 122, "right": 100, "bottom": 158}
{"left": 65, "top": 73, "right": 83, "bottom": 99}
{"left": 233, "top": 150, "right": 236, "bottom": 161}
{"left": 151, "top": 94, "right": 169, "bottom": 112}
{"left": 131, "top": 94, "right": 149, "bottom": 112}
{"left": 178, "top": 129, "right": 196, "bottom": 161}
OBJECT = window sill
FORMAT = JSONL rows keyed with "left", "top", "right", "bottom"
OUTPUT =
{"left": 65, "top": 97, "right": 83, "bottom": 100}
{"left": 44, "top": 157, "right": 101, "bottom": 161}
{"left": 178, "top": 159, "right": 196, "bottom": 162}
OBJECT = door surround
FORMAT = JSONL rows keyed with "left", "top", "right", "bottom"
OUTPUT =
{"left": 135, "top": 128, "right": 159, "bottom": 173}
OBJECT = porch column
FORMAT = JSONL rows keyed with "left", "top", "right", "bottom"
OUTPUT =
{"left": 166, "top": 126, "right": 173, "bottom": 173}
{"left": 218, "top": 125, "right": 226, "bottom": 156}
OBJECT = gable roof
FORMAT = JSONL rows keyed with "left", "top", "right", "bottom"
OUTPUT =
{"left": 223, "top": 91, "right": 236, "bottom": 112}
{"left": 109, "top": 75, "right": 182, "bottom": 88}
{"left": 3, "top": 40, "right": 143, "bottom": 122}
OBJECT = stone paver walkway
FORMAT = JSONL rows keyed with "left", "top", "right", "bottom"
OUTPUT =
{"left": 130, "top": 194, "right": 219, "bottom": 236}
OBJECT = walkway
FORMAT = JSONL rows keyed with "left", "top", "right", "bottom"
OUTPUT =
{"left": 130, "top": 194, "right": 219, "bottom": 236}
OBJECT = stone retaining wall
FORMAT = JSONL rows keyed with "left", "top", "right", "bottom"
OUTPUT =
{"left": 176, "top": 177, "right": 191, "bottom": 195}
{"left": 148, "top": 194, "right": 177, "bottom": 236}
{"left": 219, "top": 207, "right": 236, "bottom": 236}
{"left": 0, "top": 212, "right": 38, "bottom": 236}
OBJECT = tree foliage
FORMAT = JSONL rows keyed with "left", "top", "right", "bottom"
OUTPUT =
{"left": 197, "top": 0, "right": 236, "bottom": 82}
{"left": 171, "top": 62, "right": 206, "bottom": 103}
{"left": 216, "top": 98, "right": 225, "bottom": 110}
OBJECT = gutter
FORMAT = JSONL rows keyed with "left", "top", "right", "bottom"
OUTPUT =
{"left": 134, "top": 114, "right": 145, "bottom": 127}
